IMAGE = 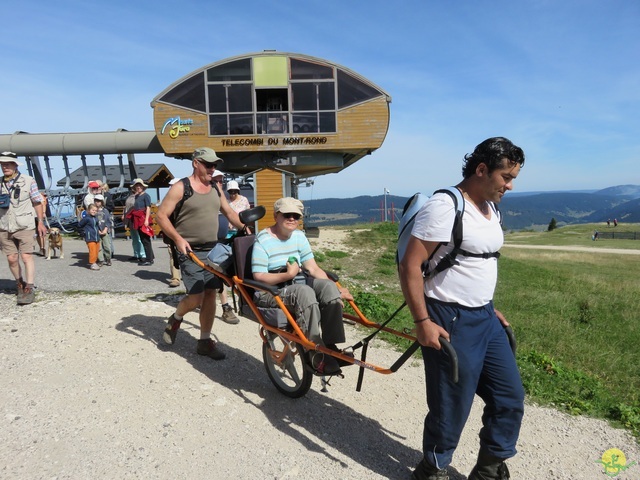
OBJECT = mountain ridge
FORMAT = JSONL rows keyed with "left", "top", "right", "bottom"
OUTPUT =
{"left": 303, "top": 185, "right": 640, "bottom": 230}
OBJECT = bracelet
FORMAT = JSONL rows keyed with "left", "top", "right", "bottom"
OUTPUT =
{"left": 414, "top": 316, "right": 431, "bottom": 324}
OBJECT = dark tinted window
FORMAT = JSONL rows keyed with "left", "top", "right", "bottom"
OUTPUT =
{"left": 229, "top": 114, "right": 254, "bottom": 135}
{"left": 207, "top": 84, "right": 226, "bottom": 113}
{"left": 207, "top": 58, "right": 252, "bottom": 82}
{"left": 209, "top": 115, "right": 228, "bottom": 135}
{"left": 291, "top": 83, "right": 315, "bottom": 111}
{"left": 159, "top": 72, "right": 205, "bottom": 112}
{"left": 318, "top": 112, "right": 336, "bottom": 133}
{"left": 210, "top": 114, "right": 255, "bottom": 135}
{"left": 292, "top": 114, "right": 318, "bottom": 133}
{"left": 228, "top": 84, "right": 253, "bottom": 112}
{"left": 291, "top": 82, "right": 335, "bottom": 111}
{"left": 337, "top": 70, "right": 382, "bottom": 108}
{"left": 290, "top": 58, "right": 333, "bottom": 79}
{"left": 318, "top": 82, "right": 335, "bottom": 110}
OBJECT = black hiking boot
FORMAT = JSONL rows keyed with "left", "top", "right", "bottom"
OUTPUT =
{"left": 411, "top": 458, "right": 449, "bottom": 480}
{"left": 468, "top": 451, "right": 510, "bottom": 480}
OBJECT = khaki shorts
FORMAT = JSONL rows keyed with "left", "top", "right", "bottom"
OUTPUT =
{"left": 0, "top": 229, "right": 36, "bottom": 256}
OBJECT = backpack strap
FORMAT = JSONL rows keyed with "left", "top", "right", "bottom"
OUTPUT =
{"left": 169, "top": 177, "right": 193, "bottom": 225}
{"left": 425, "top": 187, "right": 465, "bottom": 278}
{"left": 426, "top": 186, "right": 501, "bottom": 279}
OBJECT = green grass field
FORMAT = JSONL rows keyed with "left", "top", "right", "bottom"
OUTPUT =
{"left": 314, "top": 222, "right": 640, "bottom": 440}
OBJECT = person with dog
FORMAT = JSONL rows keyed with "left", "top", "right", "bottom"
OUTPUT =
{"left": 156, "top": 147, "right": 247, "bottom": 361}
{"left": 78, "top": 203, "right": 102, "bottom": 271}
{"left": 126, "top": 178, "right": 155, "bottom": 266}
{"left": 94, "top": 194, "right": 113, "bottom": 266}
{"left": 251, "top": 197, "right": 353, "bottom": 375}
{"left": 399, "top": 137, "right": 526, "bottom": 480}
{"left": 0, "top": 152, "right": 48, "bottom": 305}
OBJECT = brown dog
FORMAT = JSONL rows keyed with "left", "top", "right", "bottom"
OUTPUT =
{"left": 46, "top": 227, "right": 64, "bottom": 260}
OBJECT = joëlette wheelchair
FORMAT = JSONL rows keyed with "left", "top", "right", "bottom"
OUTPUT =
{"left": 187, "top": 206, "right": 462, "bottom": 398}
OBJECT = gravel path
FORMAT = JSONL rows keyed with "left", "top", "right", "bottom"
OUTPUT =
{"left": 0, "top": 235, "right": 638, "bottom": 479}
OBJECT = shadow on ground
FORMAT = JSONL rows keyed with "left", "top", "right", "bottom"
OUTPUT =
{"left": 114, "top": 312, "right": 468, "bottom": 479}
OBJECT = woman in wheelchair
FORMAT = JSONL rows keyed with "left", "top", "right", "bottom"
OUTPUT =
{"left": 251, "top": 197, "right": 353, "bottom": 375}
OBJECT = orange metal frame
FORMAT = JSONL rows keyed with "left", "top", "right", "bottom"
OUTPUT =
{"left": 188, "top": 251, "right": 418, "bottom": 375}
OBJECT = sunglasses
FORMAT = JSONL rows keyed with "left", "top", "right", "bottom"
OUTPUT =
{"left": 280, "top": 212, "right": 301, "bottom": 220}
{"left": 197, "top": 159, "right": 219, "bottom": 169}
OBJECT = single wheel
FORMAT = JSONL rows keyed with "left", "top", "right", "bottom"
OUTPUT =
{"left": 262, "top": 330, "right": 313, "bottom": 398}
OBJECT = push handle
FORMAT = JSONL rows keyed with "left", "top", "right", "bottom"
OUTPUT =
{"left": 438, "top": 337, "right": 459, "bottom": 384}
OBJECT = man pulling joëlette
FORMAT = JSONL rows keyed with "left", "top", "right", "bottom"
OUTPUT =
{"left": 399, "top": 137, "right": 526, "bottom": 480}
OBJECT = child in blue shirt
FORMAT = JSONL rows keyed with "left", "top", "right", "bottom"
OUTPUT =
{"left": 78, "top": 204, "right": 101, "bottom": 270}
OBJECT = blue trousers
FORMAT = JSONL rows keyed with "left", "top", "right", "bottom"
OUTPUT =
{"left": 421, "top": 299, "right": 524, "bottom": 469}
{"left": 130, "top": 228, "right": 145, "bottom": 259}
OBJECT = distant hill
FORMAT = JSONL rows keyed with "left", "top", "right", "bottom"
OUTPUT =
{"left": 303, "top": 185, "right": 640, "bottom": 230}
{"left": 593, "top": 184, "right": 640, "bottom": 198}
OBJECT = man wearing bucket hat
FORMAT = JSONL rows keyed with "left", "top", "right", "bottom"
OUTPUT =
{"left": 156, "top": 147, "right": 248, "bottom": 360}
{"left": 0, "top": 152, "right": 48, "bottom": 305}
{"left": 125, "top": 178, "right": 155, "bottom": 266}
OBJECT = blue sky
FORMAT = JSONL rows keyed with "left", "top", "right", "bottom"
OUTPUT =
{"left": 1, "top": 0, "right": 638, "bottom": 201}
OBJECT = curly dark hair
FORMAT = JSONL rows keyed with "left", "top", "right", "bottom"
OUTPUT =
{"left": 462, "top": 137, "right": 525, "bottom": 179}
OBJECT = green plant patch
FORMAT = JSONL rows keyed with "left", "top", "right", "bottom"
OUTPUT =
{"left": 63, "top": 290, "right": 103, "bottom": 296}
{"left": 325, "top": 250, "right": 349, "bottom": 258}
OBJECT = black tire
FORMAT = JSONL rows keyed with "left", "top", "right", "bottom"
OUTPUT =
{"left": 262, "top": 330, "right": 313, "bottom": 398}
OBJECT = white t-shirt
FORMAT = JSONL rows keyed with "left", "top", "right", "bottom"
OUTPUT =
{"left": 411, "top": 192, "right": 503, "bottom": 307}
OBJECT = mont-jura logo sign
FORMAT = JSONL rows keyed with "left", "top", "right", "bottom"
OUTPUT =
{"left": 161, "top": 117, "right": 193, "bottom": 138}
{"left": 161, "top": 116, "right": 329, "bottom": 146}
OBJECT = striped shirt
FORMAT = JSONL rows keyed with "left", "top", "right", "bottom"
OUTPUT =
{"left": 252, "top": 228, "right": 313, "bottom": 273}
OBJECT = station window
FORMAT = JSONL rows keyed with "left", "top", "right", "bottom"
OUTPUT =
{"left": 159, "top": 72, "right": 206, "bottom": 112}
{"left": 290, "top": 58, "right": 333, "bottom": 80}
{"left": 291, "top": 83, "right": 335, "bottom": 111}
{"left": 206, "top": 59, "right": 252, "bottom": 82}
{"left": 337, "top": 70, "right": 382, "bottom": 108}
{"left": 207, "top": 84, "right": 252, "bottom": 113}
{"left": 209, "top": 113, "right": 255, "bottom": 135}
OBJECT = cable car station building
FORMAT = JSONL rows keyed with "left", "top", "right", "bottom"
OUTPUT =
{"left": 1, "top": 51, "right": 391, "bottom": 229}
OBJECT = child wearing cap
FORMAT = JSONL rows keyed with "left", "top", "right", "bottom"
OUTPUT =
{"left": 94, "top": 194, "right": 113, "bottom": 266}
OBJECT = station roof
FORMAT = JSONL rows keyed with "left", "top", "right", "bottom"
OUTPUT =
{"left": 56, "top": 163, "right": 175, "bottom": 189}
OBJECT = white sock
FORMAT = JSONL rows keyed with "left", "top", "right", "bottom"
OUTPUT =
{"left": 200, "top": 332, "right": 211, "bottom": 340}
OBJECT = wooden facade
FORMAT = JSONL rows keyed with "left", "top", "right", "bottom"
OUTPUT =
{"left": 150, "top": 51, "right": 391, "bottom": 212}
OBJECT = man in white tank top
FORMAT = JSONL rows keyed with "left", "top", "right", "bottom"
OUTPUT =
{"left": 400, "top": 137, "right": 526, "bottom": 480}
